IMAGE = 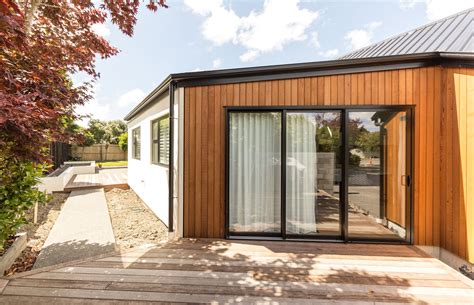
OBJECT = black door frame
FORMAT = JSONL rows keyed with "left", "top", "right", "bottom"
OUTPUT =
{"left": 224, "top": 105, "right": 414, "bottom": 244}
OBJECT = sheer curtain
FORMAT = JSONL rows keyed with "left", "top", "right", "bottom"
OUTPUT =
{"left": 229, "top": 112, "right": 281, "bottom": 233}
{"left": 286, "top": 113, "right": 317, "bottom": 234}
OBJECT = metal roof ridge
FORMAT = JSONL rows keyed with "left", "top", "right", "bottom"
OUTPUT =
{"left": 339, "top": 7, "right": 474, "bottom": 59}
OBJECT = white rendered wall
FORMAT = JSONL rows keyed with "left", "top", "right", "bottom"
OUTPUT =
{"left": 127, "top": 92, "right": 171, "bottom": 226}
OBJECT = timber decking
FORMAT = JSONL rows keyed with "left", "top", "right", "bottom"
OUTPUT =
{"left": 1, "top": 239, "right": 472, "bottom": 304}
{"left": 64, "top": 168, "right": 128, "bottom": 192}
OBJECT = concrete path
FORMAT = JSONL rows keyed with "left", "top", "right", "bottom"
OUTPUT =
{"left": 34, "top": 189, "right": 116, "bottom": 269}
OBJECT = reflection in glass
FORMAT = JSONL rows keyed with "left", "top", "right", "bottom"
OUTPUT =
{"left": 348, "top": 111, "right": 408, "bottom": 240}
{"left": 286, "top": 112, "right": 342, "bottom": 236}
{"left": 228, "top": 112, "right": 281, "bottom": 233}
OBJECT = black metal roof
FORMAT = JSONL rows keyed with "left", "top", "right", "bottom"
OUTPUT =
{"left": 340, "top": 8, "right": 474, "bottom": 60}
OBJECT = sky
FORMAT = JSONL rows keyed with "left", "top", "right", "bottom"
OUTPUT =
{"left": 75, "top": 0, "right": 474, "bottom": 125}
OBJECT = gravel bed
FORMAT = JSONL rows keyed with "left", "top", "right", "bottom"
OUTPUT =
{"left": 105, "top": 188, "right": 168, "bottom": 250}
{"left": 4, "top": 193, "right": 68, "bottom": 275}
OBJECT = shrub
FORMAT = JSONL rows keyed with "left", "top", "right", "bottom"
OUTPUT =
{"left": 0, "top": 154, "right": 49, "bottom": 250}
{"left": 349, "top": 153, "right": 361, "bottom": 166}
{"left": 118, "top": 132, "right": 128, "bottom": 152}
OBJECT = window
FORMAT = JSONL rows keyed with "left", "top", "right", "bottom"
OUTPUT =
{"left": 226, "top": 107, "right": 412, "bottom": 243}
{"left": 151, "top": 115, "right": 169, "bottom": 165}
{"left": 132, "top": 127, "right": 141, "bottom": 160}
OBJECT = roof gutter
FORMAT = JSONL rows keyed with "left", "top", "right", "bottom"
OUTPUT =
{"left": 124, "top": 75, "right": 172, "bottom": 121}
{"left": 124, "top": 51, "right": 473, "bottom": 121}
{"left": 169, "top": 52, "right": 444, "bottom": 81}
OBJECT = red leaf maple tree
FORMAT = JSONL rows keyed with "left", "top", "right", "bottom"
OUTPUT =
{"left": 0, "top": 0, "right": 167, "bottom": 162}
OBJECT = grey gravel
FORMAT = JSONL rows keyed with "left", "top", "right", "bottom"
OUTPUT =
{"left": 105, "top": 188, "right": 168, "bottom": 250}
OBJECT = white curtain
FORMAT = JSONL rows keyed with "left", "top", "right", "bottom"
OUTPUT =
{"left": 286, "top": 114, "right": 317, "bottom": 234}
{"left": 229, "top": 112, "right": 281, "bottom": 233}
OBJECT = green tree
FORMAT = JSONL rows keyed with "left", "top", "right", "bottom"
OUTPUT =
{"left": 355, "top": 131, "right": 380, "bottom": 162}
{"left": 118, "top": 132, "right": 128, "bottom": 152}
{"left": 87, "top": 119, "right": 107, "bottom": 144}
{"left": 0, "top": 0, "right": 168, "bottom": 249}
{"left": 87, "top": 119, "right": 126, "bottom": 145}
{"left": 103, "top": 120, "right": 127, "bottom": 145}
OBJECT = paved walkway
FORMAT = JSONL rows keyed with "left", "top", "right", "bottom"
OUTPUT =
{"left": 2, "top": 239, "right": 472, "bottom": 304}
{"left": 64, "top": 168, "right": 128, "bottom": 192}
{"left": 34, "top": 189, "right": 116, "bottom": 269}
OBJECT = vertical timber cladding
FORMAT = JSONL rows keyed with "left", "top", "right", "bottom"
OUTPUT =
{"left": 183, "top": 66, "right": 474, "bottom": 263}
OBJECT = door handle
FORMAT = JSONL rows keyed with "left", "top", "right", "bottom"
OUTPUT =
{"left": 401, "top": 175, "right": 411, "bottom": 186}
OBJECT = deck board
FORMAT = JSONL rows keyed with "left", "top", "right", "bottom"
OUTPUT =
{"left": 64, "top": 168, "right": 128, "bottom": 191}
{"left": 1, "top": 239, "right": 472, "bottom": 304}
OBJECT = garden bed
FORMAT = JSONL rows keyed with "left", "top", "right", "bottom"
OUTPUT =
{"left": 38, "top": 161, "right": 96, "bottom": 193}
{"left": 4, "top": 193, "right": 68, "bottom": 276}
{"left": 0, "top": 233, "right": 27, "bottom": 275}
{"left": 105, "top": 188, "right": 167, "bottom": 250}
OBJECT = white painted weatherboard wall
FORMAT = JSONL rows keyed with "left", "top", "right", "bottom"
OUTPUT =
{"left": 127, "top": 92, "right": 170, "bottom": 226}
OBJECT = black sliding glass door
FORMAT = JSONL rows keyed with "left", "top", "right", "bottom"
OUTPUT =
{"left": 226, "top": 107, "right": 412, "bottom": 243}
{"left": 347, "top": 110, "right": 410, "bottom": 241}
{"left": 228, "top": 112, "right": 282, "bottom": 235}
{"left": 285, "top": 111, "right": 342, "bottom": 238}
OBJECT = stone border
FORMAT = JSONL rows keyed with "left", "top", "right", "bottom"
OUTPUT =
{"left": 0, "top": 233, "right": 27, "bottom": 275}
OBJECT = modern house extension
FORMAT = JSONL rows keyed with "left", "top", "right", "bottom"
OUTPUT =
{"left": 124, "top": 9, "right": 474, "bottom": 272}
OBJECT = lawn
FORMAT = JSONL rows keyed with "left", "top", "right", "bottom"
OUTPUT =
{"left": 97, "top": 160, "right": 128, "bottom": 167}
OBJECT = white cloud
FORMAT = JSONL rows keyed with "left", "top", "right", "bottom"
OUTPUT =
{"left": 184, "top": 0, "right": 319, "bottom": 62}
{"left": 345, "top": 21, "right": 382, "bottom": 50}
{"left": 310, "top": 31, "right": 320, "bottom": 48}
{"left": 424, "top": 0, "right": 474, "bottom": 20}
{"left": 240, "top": 50, "right": 259, "bottom": 62}
{"left": 118, "top": 88, "right": 146, "bottom": 108}
{"left": 75, "top": 83, "right": 111, "bottom": 127}
{"left": 212, "top": 58, "right": 222, "bottom": 68}
{"left": 345, "top": 30, "right": 371, "bottom": 50}
{"left": 399, "top": 0, "right": 474, "bottom": 20}
{"left": 183, "top": 0, "right": 222, "bottom": 16}
{"left": 399, "top": 0, "right": 417, "bottom": 9}
{"left": 91, "top": 23, "right": 111, "bottom": 37}
{"left": 318, "top": 48, "right": 339, "bottom": 58}
{"left": 184, "top": 0, "right": 240, "bottom": 45}
{"left": 367, "top": 21, "right": 383, "bottom": 31}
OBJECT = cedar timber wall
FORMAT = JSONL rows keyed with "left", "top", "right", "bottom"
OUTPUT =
{"left": 183, "top": 66, "right": 474, "bottom": 263}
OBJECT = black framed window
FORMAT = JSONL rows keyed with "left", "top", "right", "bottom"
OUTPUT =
{"left": 225, "top": 106, "right": 414, "bottom": 244}
{"left": 132, "top": 127, "right": 141, "bottom": 160}
{"left": 151, "top": 115, "right": 170, "bottom": 165}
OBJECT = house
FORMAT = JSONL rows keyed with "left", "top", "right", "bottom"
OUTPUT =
{"left": 124, "top": 9, "right": 474, "bottom": 272}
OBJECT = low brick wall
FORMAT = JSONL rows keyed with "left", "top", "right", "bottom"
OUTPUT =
{"left": 71, "top": 144, "right": 127, "bottom": 161}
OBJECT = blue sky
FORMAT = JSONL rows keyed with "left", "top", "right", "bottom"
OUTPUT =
{"left": 75, "top": 0, "right": 474, "bottom": 125}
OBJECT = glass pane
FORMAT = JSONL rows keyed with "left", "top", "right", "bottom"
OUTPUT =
{"left": 151, "top": 141, "right": 158, "bottom": 164}
{"left": 133, "top": 128, "right": 140, "bottom": 159}
{"left": 152, "top": 121, "right": 158, "bottom": 140}
{"left": 159, "top": 117, "right": 169, "bottom": 164}
{"left": 286, "top": 112, "right": 342, "bottom": 236}
{"left": 348, "top": 111, "right": 408, "bottom": 240}
{"left": 229, "top": 112, "right": 281, "bottom": 233}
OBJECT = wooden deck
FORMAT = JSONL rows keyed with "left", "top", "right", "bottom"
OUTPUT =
{"left": 64, "top": 168, "right": 128, "bottom": 192}
{"left": 1, "top": 239, "right": 472, "bottom": 304}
